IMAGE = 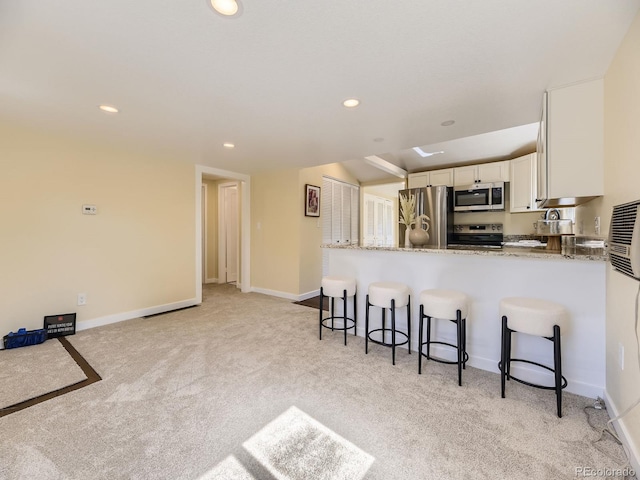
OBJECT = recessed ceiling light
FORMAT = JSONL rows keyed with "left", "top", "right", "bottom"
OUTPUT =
{"left": 441, "top": 120, "right": 455, "bottom": 126}
{"left": 223, "top": 143, "right": 235, "bottom": 149}
{"left": 209, "top": 0, "right": 240, "bottom": 16}
{"left": 99, "top": 105, "right": 118, "bottom": 114}
{"left": 343, "top": 99, "right": 360, "bottom": 108}
{"left": 413, "top": 147, "right": 445, "bottom": 158}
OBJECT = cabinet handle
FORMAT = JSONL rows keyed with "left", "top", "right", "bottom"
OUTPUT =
{"left": 526, "top": 206, "right": 530, "bottom": 209}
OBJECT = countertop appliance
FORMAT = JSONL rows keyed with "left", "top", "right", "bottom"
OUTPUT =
{"left": 398, "top": 186, "right": 453, "bottom": 249}
{"left": 454, "top": 182, "right": 505, "bottom": 212}
{"left": 449, "top": 224, "right": 504, "bottom": 248}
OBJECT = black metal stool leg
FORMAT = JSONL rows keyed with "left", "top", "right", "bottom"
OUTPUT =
{"left": 365, "top": 295, "right": 370, "bottom": 354}
{"left": 554, "top": 325, "right": 563, "bottom": 418}
{"left": 506, "top": 325, "right": 512, "bottom": 380}
{"left": 319, "top": 288, "right": 324, "bottom": 340}
{"left": 343, "top": 289, "right": 348, "bottom": 346}
{"left": 456, "top": 310, "right": 462, "bottom": 386}
{"left": 426, "top": 315, "right": 432, "bottom": 359}
{"left": 391, "top": 299, "right": 396, "bottom": 365}
{"left": 331, "top": 297, "right": 335, "bottom": 331}
{"left": 418, "top": 305, "right": 424, "bottom": 374}
{"left": 353, "top": 293, "right": 357, "bottom": 336}
{"left": 501, "top": 315, "right": 507, "bottom": 398}
{"left": 461, "top": 315, "right": 467, "bottom": 370}
{"left": 407, "top": 296, "right": 411, "bottom": 354}
{"left": 381, "top": 307, "right": 386, "bottom": 345}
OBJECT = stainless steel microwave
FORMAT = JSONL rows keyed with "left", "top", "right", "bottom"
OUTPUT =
{"left": 453, "top": 182, "right": 505, "bottom": 212}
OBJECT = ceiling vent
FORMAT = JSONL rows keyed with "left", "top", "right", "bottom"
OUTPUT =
{"left": 609, "top": 200, "right": 640, "bottom": 280}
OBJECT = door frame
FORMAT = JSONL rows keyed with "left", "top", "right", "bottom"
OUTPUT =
{"left": 195, "top": 165, "right": 250, "bottom": 303}
{"left": 218, "top": 181, "right": 240, "bottom": 284}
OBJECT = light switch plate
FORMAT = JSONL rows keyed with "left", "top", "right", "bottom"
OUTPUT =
{"left": 82, "top": 204, "right": 97, "bottom": 215}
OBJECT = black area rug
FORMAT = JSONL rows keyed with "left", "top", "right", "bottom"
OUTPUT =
{"left": 293, "top": 296, "right": 329, "bottom": 311}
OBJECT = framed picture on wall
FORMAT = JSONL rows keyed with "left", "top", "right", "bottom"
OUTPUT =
{"left": 305, "top": 184, "right": 320, "bottom": 217}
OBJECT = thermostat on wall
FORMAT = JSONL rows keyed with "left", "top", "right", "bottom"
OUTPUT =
{"left": 82, "top": 204, "right": 98, "bottom": 215}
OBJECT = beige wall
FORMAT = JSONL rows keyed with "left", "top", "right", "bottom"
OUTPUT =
{"left": 0, "top": 123, "right": 196, "bottom": 334}
{"left": 298, "top": 163, "right": 358, "bottom": 295}
{"left": 250, "top": 163, "right": 357, "bottom": 297}
{"left": 601, "top": 12, "right": 640, "bottom": 463}
{"left": 251, "top": 169, "right": 301, "bottom": 294}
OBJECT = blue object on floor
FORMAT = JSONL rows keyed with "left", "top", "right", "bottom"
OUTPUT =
{"left": 3, "top": 328, "right": 48, "bottom": 349}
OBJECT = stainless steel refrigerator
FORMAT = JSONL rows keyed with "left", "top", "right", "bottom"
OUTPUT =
{"left": 398, "top": 186, "right": 453, "bottom": 249}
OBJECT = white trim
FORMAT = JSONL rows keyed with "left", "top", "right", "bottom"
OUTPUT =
{"left": 251, "top": 287, "right": 321, "bottom": 302}
{"left": 605, "top": 390, "right": 640, "bottom": 475}
{"left": 205, "top": 277, "right": 219, "bottom": 284}
{"left": 218, "top": 181, "right": 240, "bottom": 284}
{"left": 76, "top": 298, "right": 199, "bottom": 331}
{"left": 299, "top": 289, "right": 320, "bottom": 301}
{"left": 196, "top": 165, "right": 251, "bottom": 295}
{"left": 202, "top": 183, "right": 208, "bottom": 284}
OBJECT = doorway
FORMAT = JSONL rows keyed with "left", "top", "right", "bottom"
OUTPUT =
{"left": 195, "top": 165, "right": 250, "bottom": 304}
{"left": 219, "top": 182, "right": 239, "bottom": 284}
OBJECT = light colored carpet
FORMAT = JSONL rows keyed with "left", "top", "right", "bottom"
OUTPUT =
{"left": 0, "top": 284, "right": 633, "bottom": 479}
{"left": 0, "top": 338, "right": 86, "bottom": 409}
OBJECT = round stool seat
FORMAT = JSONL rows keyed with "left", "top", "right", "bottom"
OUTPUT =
{"left": 500, "top": 297, "right": 568, "bottom": 337}
{"left": 420, "top": 289, "right": 469, "bottom": 319}
{"left": 321, "top": 276, "right": 357, "bottom": 298}
{"left": 368, "top": 282, "right": 410, "bottom": 308}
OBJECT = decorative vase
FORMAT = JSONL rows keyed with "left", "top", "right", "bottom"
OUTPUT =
{"left": 409, "top": 214, "right": 431, "bottom": 247}
{"left": 404, "top": 225, "right": 412, "bottom": 247}
{"left": 409, "top": 226, "right": 430, "bottom": 246}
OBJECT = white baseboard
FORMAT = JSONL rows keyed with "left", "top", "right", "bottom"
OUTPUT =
{"left": 250, "top": 287, "right": 319, "bottom": 302}
{"left": 76, "top": 298, "right": 200, "bottom": 332}
{"left": 604, "top": 390, "right": 640, "bottom": 475}
{"left": 298, "top": 289, "right": 320, "bottom": 301}
{"left": 205, "top": 277, "right": 218, "bottom": 284}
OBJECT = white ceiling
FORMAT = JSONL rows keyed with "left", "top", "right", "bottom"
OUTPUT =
{"left": 1, "top": 1, "right": 638, "bottom": 178}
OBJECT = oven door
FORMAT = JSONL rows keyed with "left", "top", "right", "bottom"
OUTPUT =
{"left": 454, "top": 185, "right": 491, "bottom": 211}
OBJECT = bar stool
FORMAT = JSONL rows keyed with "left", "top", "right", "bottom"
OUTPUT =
{"left": 319, "top": 276, "right": 357, "bottom": 345}
{"left": 365, "top": 282, "right": 411, "bottom": 365}
{"left": 418, "top": 289, "right": 470, "bottom": 386}
{"left": 499, "top": 297, "right": 568, "bottom": 417}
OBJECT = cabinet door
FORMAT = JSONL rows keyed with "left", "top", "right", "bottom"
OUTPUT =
{"left": 453, "top": 166, "right": 477, "bottom": 186}
{"left": 536, "top": 92, "right": 548, "bottom": 206}
{"left": 510, "top": 154, "right": 535, "bottom": 213}
{"left": 429, "top": 168, "right": 454, "bottom": 187}
{"left": 547, "top": 79, "right": 604, "bottom": 199}
{"left": 478, "top": 161, "right": 510, "bottom": 183}
{"left": 407, "top": 173, "right": 429, "bottom": 188}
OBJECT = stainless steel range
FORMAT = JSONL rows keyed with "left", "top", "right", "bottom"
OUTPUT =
{"left": 449, "top": 224, "right": 504, "bottom": 248}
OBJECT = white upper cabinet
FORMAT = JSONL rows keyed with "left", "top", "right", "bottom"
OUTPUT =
{"left": 510, "top": 153, "right": 542, "bottom": 213}
{"left": 407, "top": 168, "right": 453, "bottom": 188}
{"left": 427, "top": 168, "right": 454, "bottom": 187}
{"left": 537, "top": 78, "right": 604, "bottom": 207}
{"left": 453, "top": 161, "right": 510, "bottom": 186}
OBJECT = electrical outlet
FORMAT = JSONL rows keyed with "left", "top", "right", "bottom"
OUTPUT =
{"left": 77, "top": 293, "right": 87, "bottom": 306}
{"left": 619, "top": 343, "right": 624, "bottom": 370}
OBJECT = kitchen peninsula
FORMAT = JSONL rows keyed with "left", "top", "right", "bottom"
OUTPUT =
{"left": 322, "top": 244, "right": 606, "bottom": 398}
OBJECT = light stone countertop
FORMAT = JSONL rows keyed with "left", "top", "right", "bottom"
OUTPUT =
{"left": 321, "top": 243, "right": 607, "bottom": 262}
